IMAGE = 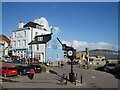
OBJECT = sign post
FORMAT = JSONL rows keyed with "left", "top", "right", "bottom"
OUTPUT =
{"left": 67, "top": 48, "right": 76, "bottom": 82}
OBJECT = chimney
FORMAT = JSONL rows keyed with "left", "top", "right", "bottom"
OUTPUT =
{"left": 19, "top": 21, "right": 24, "bottom": 28}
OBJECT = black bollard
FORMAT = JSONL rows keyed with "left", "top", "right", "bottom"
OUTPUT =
{"left": 61, "top": 74, "right": 65, "bottom": 82}
{"left": 81, "top": 75, "right": 83, "bottom": 84}
{"left": 76, "top": 74, "right": 78, "bottom": 80}
{"left": 63, "top": 74, "right": 65, "bottom": 79}
{"left": 65, "top": 76, "right": 68, "bottom": 84}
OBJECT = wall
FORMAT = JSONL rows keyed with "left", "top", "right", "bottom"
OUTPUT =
{"left": 46, "top": 28, "right": 64, "bottom": 62}
{"left": 12, "top": 26, "right": 51, "bottom": 58}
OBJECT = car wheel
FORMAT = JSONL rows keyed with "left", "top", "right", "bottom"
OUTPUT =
{"left": 4, "top": 73, "right": 7, "bottom": 77}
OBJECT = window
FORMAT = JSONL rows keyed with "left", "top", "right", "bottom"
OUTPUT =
{"left": 36, "top": 25, "right": 39, "bottom": 29}
{"left": 24, "top": 31, "right": 26, "bottom": 37}
{"left": 52, "top": 45, "right": 57, "bottom": 49}
{"left": 2, "top": 67, "right": 7, "bottom": 70}
{"left": 58, "top": 45, "right": 61, "bottom": 49}
{"left": 29, "top": 45, "right": 32, "bottom": 50}
{"left": 35, "top": 32, "right": 38, "bottom": 36}
{"left": 23, "top": 40, "right": 26, "bottom": 46}
{"left": 47, "top": 44, "right": 51, "bottom": 48}
{"left": 18, "top": 40, "right": 20, "bottom": 47}
{"left": 13, "top": 41, "right": 16, "bottom": 48}
{"left": 18, "top": 33, "right": 21, "bottom": 37}
{"left": 37, "top": 37, "right": 43, "bottom": 41}
{"left": 36, "top": 44, "right": 39, "bottom": 50}
{"left": 14, "top": 32, "right": 16, "bottom": 37}
{"left": 39, "top": 26, "right": 42, "bottom": 30}
{"left": 56, "top": 54, "right": 60, "bottom": 59}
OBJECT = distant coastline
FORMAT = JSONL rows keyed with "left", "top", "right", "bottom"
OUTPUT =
{"left": 77, "top": 49, "right": 119, "bottom": 59}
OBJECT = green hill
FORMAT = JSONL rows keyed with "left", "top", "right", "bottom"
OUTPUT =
{"left": 89, "top": 49, "right": 118, "bottom": 55}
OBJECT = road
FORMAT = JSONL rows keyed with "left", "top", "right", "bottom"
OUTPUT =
{"left": 1, "top": 65, "right": 119, "bottom": 89}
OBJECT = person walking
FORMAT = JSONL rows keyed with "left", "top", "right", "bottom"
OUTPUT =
{"left": 27, "top": 67, "right": 35, "bottom": 80}
{"left": 58, "top": 61, "right": 60, "bottom": 67}
{"left": 61, "top": 61, "right": 64, "bottom": 68}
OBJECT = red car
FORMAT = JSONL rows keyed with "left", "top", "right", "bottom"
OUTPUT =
{"left": 0, "top": 66, "right": 18, "bottom": 77}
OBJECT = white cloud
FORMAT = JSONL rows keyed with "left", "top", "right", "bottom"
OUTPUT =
{"left": 34, "top": 17, "right": 50, "bottom": 31}
{"left": 62, "top": 40, "right": 118, "bottom": 51}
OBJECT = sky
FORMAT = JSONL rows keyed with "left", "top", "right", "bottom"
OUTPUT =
{"left": 2, "top": 2, "right": 118, "bottom": 51}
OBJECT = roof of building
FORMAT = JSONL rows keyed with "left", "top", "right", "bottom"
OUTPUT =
{"left": 23, "top": 21, "right": 44, "bottom": 28}
{"left": 0, "top": 34, "right": 11, "bottom": 44}
{"left": 28, "top": 34, "right": 52, "bottom": 45}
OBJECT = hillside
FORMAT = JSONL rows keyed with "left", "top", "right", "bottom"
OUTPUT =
{"left": 89, "top": 49, "right": 118, "bottom": 55}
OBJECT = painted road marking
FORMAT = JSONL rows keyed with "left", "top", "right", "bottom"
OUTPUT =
{"left": 91, "top": 76, "right": 96, "bottom": 79}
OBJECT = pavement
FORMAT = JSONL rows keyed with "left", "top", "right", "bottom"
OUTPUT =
{"left": 1, "top": 65, "right": 119, "bottom": 89}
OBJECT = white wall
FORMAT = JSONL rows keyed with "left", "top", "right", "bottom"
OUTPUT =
{"left": 12, "top": 25, "right": 50, "bottom": 60}
{"left": 0, "top": 41, "right": 9, "bottom": 57}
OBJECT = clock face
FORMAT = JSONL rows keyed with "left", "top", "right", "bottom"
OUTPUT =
{"left": 68, "top": 50, "right": 73, "bottom": 56}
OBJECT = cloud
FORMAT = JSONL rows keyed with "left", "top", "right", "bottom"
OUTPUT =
{"left": 34, "top": 17, "right": 50, "bottom": 31}
{"left": 62, "top": 40, "right": 118, "bottom": 51}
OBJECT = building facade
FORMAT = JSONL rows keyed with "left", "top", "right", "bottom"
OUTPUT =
{"left": 12, "top": 20, "right": 64, "bottom": 63}
{"left": 46, "top": 28, "right": 64, "bottom": 62}
{"left": 29, "top": 27, "right": 64, "bottom": 63}
{"left": 0, "top": 35, "right": 12, "bottom": 57}
{"left": 12, "top": 21, "right": 51, "bottom": 60}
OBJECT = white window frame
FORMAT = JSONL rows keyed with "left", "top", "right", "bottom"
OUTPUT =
{"left": 23, "top": 40, "right": 26, "bottom": 47}
{"left": 18, "top": 40, "right": 20, "bottom": 47}
{"left": 56, "top": 53, "right": 60, "bottom": 59}
{"left": 37, "top": 37, "right": 43, "bottom": 41}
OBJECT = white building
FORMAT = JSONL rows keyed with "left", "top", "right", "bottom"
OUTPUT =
{"left": 0, "top": 41, "right": 10, "bottom": 57}
{"left": 0, "top": 35, "right": 12, "bottom": 58}
{"left": 12, "top": 21, "right": 51, "bottom": 62}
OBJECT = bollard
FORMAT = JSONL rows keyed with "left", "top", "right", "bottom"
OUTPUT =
{"left": 81, "top": 75, "right": 83, "bottom": 84}
{"left": 63, "top": 74, "right": 65, "bottom": 79}
{"left": 76, "top": 74, "right": 78, "bottom": 80}
{"left": 61, "top": 74, "right": 65, "bottom": 82}
{"left": 65, "top": 76, "right": 68, "bottom": 84}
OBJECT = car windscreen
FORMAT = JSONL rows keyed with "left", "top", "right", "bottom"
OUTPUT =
{"left": 108, "top": 64, "right": 116, "bottom": 66}
{"left": 8, "top": 68, "right": 16, "bottom": 70}
{"left": 24, "top": 67, "right": 30, "bottom": 69}
{"left": 34, "top": 65, "right": 41, "bottom": 68}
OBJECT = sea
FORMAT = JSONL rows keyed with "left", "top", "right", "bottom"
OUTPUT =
{"left": 90, "top": 54, "right": 119, "bottom": 59}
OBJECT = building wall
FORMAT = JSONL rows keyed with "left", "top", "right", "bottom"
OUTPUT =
{"left": 32, "top": 44, "right": 46, "bottom": 62}
{"left": 0, "top": 41, "right": 9, "bottom": 57}
{"left": 46, "top": 28, "right": 64, "bottom": 62}
{"left": 12, "top": 23, "right": 50, "bottom": 59}
{"left": 0, "top": 42, "right": 4, "bottom": 57}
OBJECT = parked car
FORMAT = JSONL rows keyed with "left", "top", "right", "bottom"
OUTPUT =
{"left": 0, "top": 66, "right": 18, "bottom": 77}
{"left": 104, "top": 63, "right": 117, "bottom": 72}
{"left": 15, "top": 65, "right": 30, "bottom": 75}
{"left": 28, "top": 64, "right": 42, "bottom": 73}
{"left": 12, "top": 60, "right": 23, "bottom": 64}
{"left": 113, "top": 64, "right": 120, "bottom": 74}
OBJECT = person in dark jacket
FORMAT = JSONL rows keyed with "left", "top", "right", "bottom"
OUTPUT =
{"left": 27, "top": 67, "right": 35, "bottom": 80}
{"left": 61, "top": 61, "right": 64, "bottom": 68}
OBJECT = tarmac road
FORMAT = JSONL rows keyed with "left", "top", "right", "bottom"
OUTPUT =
{"left": 1, "top": 65, "right": 119, "bottom": 89}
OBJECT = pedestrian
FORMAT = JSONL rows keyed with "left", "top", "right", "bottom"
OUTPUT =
{"left": 106, "top": 60, "right": 109, "bottom": 64}
{"left": 27, "top": 67, "right": 35, "bottom": 80}
{"left": 58, "top": 61, "right": 60, "bottom": 67}
{"left": 61, "top": 61, "right": 64, "bottom": 68}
